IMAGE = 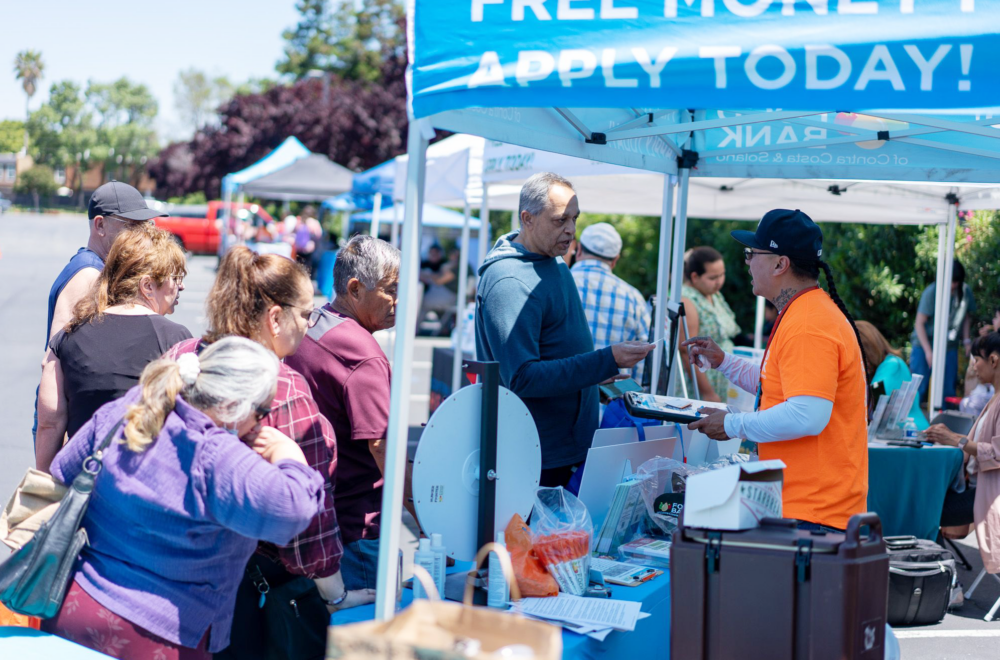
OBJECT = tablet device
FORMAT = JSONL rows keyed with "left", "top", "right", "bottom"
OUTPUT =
{"left": 599, "top": 377, "right": 643, "bottom": 401}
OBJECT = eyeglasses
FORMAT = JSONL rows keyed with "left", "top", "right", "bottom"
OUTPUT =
{"left": 307, "top": 307, "right": 323, "bottom": 328}
{"left": 254, "top": 404, "right": 273, "bottom": 422}
{"left": 744, "top": 248, "right": 776, "bottom": 261}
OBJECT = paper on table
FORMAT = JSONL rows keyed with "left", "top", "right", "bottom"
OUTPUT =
{"left": 518, "top": 594, "right": 643, "bottom": 632}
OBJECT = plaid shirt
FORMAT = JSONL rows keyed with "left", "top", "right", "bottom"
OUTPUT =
{"left": 166, "top": 339, "right": 342, "bottom": 578}
{"left": 571, "top": 259, "right": 651, "bottom": 382}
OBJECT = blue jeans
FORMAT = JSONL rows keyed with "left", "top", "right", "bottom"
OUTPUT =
{"left": 909, "top": 344, "right": 958, "bottom": 408}
{"left": 341, "top": 538, "right": 380, "bottom": 591}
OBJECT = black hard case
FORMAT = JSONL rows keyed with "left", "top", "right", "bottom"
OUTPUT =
{"left": 671, "top": 514, "right": 889, "bottom": 660}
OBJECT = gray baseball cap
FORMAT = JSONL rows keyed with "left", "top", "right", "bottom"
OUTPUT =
{"left": 88, "top": 180, "right": 166, "bottom": 221}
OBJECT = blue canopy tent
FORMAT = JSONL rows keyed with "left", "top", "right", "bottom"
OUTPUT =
{"left": 218, "top": 136, "right": 312, "bottom": 238}
{"left": 372, "top": 0, "right": 1000, "bottom": 618}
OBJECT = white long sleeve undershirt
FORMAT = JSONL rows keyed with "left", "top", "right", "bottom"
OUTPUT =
{"left": 716, "top": 353, "right": 834, "bottom": 443}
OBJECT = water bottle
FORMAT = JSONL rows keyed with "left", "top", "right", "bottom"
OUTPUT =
{"left": 902, "top": 417, "right": 919, "bottom": 441}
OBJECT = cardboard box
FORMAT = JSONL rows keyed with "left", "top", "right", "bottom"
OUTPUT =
{"left": 683, "top": 460, "right": 785, "bottom": 530}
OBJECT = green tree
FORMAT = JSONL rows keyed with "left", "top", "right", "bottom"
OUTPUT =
{"left": 957, "top": 211, "right": 1000, "bottom": 329}
{"left": 173, "top": 68, "right": 234, "bottom": 134}
{"left": 87, "top": 78, "right": 159, "bottom": 186}
{"left": 13, "top": 49, "right": 45, "bottom": 151}
{"left": 26, "top": 81, "right": 97, "bottom": 205}
{"left": 276, "top": 0, "right": 404, "bottom": 82}
{"left": 15, "top": 164, "right": 57, "bottom": 212}
{"left": 0, "top": 120, "right": 24, "bottom": 153}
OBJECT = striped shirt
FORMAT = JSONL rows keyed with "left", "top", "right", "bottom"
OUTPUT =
{"left": 571, "top": 259, "right": 651, "bottom": 382}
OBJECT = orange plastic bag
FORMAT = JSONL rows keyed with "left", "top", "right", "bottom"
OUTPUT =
{"left": 505, "top": 514, "right": 559, "bottom": 597}
{"left": 0, "top": 601, "right": 40, "bottom": 629}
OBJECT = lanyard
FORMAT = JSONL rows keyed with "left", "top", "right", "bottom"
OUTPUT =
{"left": 754, "top": 286, "right": 819, "bottom": 412}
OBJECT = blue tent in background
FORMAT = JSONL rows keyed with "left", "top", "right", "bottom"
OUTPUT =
{"left": 221, "top": 136, "right": 311, "bottom": 194}
{"left": 350, "top": 203, "right": 480, "bottom": 230}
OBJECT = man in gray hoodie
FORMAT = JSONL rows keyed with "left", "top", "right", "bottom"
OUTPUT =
{"left": 476, "top": 172, "right": 655, "bottom": 487}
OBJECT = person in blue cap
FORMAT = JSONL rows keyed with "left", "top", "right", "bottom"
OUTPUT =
{"left": 684, "top": 209, "right": 870, "bottom": 532}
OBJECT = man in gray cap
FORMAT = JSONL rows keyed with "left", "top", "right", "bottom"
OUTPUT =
{"left": 34, "top": 181, "right": 165, "bottom": 439}
{"left": 571, "top": 222, "right": 651, "bottom": 382}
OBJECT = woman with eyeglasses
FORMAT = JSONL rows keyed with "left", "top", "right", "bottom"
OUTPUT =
{"left": 36, "top": 224, "right": 192, "bottom": 473}
{"left": 42, "top": 337, "right": 323, "bottom": 660}
{"left": 165, "top": 246, "right": 367, "bottom": 660}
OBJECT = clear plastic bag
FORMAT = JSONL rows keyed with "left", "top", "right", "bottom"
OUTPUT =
{"left": 636, "top": 457, "right": 705, "bottom": 537}
{"left": 530, "top": 487, "right": 593, "bottom": 595}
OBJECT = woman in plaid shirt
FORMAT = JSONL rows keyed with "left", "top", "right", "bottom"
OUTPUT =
{"left": 166, "top": 247, "right": 372, "bottom": 658}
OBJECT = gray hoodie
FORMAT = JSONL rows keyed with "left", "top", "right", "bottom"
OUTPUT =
{"left": 475, "top": 232, "right": 619, "bottom": 469}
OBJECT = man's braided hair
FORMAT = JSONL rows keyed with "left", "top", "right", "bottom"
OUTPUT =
{"left": 789, "top": 259, "right": 871, "bottom": 385}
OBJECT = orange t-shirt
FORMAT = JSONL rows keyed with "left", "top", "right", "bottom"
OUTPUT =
{"left": 757, "top": 289, "right": 868, "bottom": 530}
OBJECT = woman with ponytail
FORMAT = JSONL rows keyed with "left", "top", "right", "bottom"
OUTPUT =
{"left": 684, "top": 209, "right": 870, "bottom": 533}
{"left": 166, "top": 247, "right": 366, "bottom": 659}
{"left": 36, "top": 224, "right": 192, "bottom": 472}
{"left": 42, "top": 337, "right": 323, "bottom": 659}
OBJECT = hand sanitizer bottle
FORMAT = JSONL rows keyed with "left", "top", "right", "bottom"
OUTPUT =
{"left": 487, "top": 531, "right": 509, "bottom": 609}
{"left": 413, "top": 538, "right": 436, "bottom": 599}
{"left": 431, "top": 533, "right": 447, "bottom": 596}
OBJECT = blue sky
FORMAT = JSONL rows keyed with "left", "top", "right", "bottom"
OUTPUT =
{"left": 1, "top": 0, "right": 301, "bottom": 141}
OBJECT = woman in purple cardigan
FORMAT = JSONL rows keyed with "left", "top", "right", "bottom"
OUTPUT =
{"left": 42, "top": 336, "right": 324, "bottom": 660}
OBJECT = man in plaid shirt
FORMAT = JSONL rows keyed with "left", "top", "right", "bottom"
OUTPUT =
{"left": 571, "top": 223, "right": 652, "bottom": 383}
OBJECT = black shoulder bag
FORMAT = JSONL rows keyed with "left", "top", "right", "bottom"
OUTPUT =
{"left": 0, "top": 419, "right": 124, "bottom": 618}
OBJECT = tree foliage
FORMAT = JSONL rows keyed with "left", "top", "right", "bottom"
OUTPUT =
{"left": 0, "top": 120, "right": 24, "bottom": 153}
{"left": 15, "top": 164, "right": 58, "bottom": 211}
{"left": 149, "top": 54, "right": 407, "bottom": 199}
{"left": 174, "top": 68, "right": 234, "bottom": 135}
{"left": 276, "top": 0, "right": 405, "bottom": 82}
{"left": 26, "top": 77, "right": 158, "bottom": 196}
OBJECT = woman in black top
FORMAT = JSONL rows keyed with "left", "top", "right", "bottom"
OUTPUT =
{"left": 36, "top": 224, "right": 192, "bottom": 471}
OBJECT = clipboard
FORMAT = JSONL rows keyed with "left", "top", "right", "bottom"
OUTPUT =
{"left": 623, "top": 391, "right": 728, "bottom": 424}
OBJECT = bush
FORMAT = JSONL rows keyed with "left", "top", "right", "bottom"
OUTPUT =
{"left": 15, "top": 165, "right": 58, "bottom": 212}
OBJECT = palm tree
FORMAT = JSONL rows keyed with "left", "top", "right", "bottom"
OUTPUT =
{"left": 13, "top": 50, "right": 44, "bottom": 152}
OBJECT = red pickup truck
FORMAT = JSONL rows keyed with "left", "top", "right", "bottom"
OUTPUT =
{"left": 155, "top": 201, "right": 276, "bottom": 254}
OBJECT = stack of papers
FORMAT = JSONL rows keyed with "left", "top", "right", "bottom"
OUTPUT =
{"left": 594, "top": 477, "right": 648, "bottom": 554}
{"left": 516, "top": 593, "right": 646, "bottom": 641}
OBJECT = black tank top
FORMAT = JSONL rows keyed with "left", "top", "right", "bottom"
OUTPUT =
{"left": 50, "top": 314, "right": 192, "bottom": 439}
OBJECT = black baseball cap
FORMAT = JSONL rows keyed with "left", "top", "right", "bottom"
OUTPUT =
{"left": 731, "top": 209, "right": 823, "bottom": 262}
{"left": 88, "top": 180, "right": 167, "bottom": 221}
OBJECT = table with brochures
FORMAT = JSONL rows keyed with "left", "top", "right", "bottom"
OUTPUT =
{"left": 331, "top": 561, "right": 672, "bottom": 660}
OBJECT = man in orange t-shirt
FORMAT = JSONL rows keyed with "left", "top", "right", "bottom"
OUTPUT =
{"left": 684, "top": 209, "right": 869, "bottom": 531}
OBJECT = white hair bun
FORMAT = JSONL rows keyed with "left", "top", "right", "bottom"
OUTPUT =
{"left": 176, "top": 352, "right": 201, "bottom": 385}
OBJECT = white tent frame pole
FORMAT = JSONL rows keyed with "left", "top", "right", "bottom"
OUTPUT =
{"left": 604, "top": 110, "right": 822, "bottom": 142}
{"left": 650, "top": 174, "right": 675, "bottom": 395}
{"left": 390, "top": 202, "right": 401, "bottom": 247}
{"left": 511, "top": 208, "right": 520, "bottom": 232}
{"left": 220, "top": 182, "right": 233, "bottom": 252}
{"left": 666, "top": 168, "right": 692, "bottom": 396}
{"left": 236, "top": 191, "right": 246, "bottom": 245}
{"left": 754, "top": 296, "right": 766, "bottom": 350}
{"left": 370, "top": 192, "right": 383, "bottom": 237}
{"left": 930, "top": 196, "right": 958, "bottom": 417}
{"left": 452, "top": 199, "right": 473, "bottom": 394}
{"left": 374, "top": 118, "right": 429, "bottom": 622}
{"left": 478, "top": 184, "right": 491, "bottom": 275}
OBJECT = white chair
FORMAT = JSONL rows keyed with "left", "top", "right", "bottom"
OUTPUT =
{"left": 964, "top": 568, "right": 1000, "bottom": 621}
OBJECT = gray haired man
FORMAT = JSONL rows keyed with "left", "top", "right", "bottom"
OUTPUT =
{"left": 286, "top": 235, "right": 416, "bottom": 593}
{"left": 475, "top": 172, "right": 655, "bottom": 487}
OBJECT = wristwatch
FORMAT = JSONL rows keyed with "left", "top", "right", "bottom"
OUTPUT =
{"left": 322, "top": 591, "right": 348, "bottom": 608}
{"left": 958, "top": 436, "right": 970, "bottom": 449}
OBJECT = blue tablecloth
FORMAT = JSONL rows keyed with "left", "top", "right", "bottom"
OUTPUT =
{"left": 331, "top": 564, "right": 671, "bottom": 660}
{"left": 0, "top": 627, "right": 112, "bottom": 658}
{"left": 867, "top": 444, "right": 964, "bottom": 540}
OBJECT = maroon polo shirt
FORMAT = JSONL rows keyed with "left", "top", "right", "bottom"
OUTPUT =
{"left": 285, "top": 306, "right": 391, "bottom": 544}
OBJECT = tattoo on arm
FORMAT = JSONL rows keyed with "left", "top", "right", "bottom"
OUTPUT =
{"left": 772, "top": 288, "right": 797, "bottom": 311}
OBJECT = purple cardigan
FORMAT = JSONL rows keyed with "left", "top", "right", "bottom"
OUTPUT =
{"left": 50, "top": 387, "right": 324, "bottom": 653}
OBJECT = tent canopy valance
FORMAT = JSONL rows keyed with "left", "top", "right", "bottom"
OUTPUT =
{"left": 221, "top": 136, "right": 310, "bottom": 193}
{"left": 239, "top": 153, "right": 355, "bottom": 201}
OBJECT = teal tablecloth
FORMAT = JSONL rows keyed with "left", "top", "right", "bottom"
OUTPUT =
{"left": 867, "top": 445, "right": 964, "bottom": 540}
{"left": 330, "top": 562, "right": 671, "bottom": 660}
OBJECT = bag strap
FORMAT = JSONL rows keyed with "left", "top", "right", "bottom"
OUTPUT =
{"left": 79, "top": 420, "right": 125, "bottom": 479}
